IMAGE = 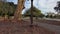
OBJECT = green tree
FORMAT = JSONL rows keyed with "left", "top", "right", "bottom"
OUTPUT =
{"left": 0, "top": 2, "right": 16, "bottom": 19}
{"left": 54, "top": 1, "right": 60, "bottom": 12}
{"left": 39, "top": 14, "right": 45, "bottom": 18}
{"left": 24, "top": 7, "right": 44, "bottom": 19}
{"left": 54, "top": 1, "right": 60, "bottom": 18}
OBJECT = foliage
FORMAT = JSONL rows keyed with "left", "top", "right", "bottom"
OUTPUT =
{"left": 24, "top": 7, "right": 42, "bottom": 17}
{"left": 39, "top": 14, "right": 45, "bottom": 18}
{"left": 56, "top": 15, "right": 60, "bottom": 19}
{"left": 54, "top": 1, "right": 60, "bottom": 13}
{"left": 45, "top": 15, "right": 49, "bottom": 18}
{"left": 46, "top": 14, "right": 57, "bottom": 18}
{"left": 45, "top": 12, "right": 56, "bottom": 18}
{"left": 54, "top": 1, "right": 60, "bottom": 18}
{"left": 0, "top": 2, "right": 17, "bottom": 17}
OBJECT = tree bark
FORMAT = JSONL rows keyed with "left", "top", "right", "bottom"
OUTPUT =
{"left": 14, "top": 0, "right": 25, "bottom": 20}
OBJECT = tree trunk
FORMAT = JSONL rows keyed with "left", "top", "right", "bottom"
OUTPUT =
{"left": 14, "top": 0, "right": 25, "bottom": 20}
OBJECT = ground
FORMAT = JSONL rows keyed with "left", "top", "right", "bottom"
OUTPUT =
{"left": 35, "top": 19, "right": 60, "bottom": 26}
{"left": 0, "top": 19, "right": 55, "bottom": 34}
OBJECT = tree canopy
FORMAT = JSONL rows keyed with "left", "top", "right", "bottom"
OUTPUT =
{"left": 0, "top": 2, "right": 17, "bottom": 16}
{"left": 24, "top": 7, "right": 43, "bottom": 17}
{"left": 54, "top": 1, "right": 60, "bottom": 13}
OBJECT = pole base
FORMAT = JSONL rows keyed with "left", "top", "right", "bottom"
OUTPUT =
{"left": 30, "top": 24, "right": 33, "bottom": 27}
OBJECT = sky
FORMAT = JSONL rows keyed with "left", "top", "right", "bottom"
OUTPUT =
{"left": 7, "top": 0, "right": 60, "bottom": 14}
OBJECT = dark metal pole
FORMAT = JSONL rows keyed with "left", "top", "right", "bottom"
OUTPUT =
{"left": 30, "top": 0, "right": 33, "bottom": 25}
{"left": 30, "top": 1, "right": 33, "bottom": 34}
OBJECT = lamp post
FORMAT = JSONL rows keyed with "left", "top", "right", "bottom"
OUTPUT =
{"left": 30, "top": 0, "right": 33, "bottom": 26}
{"left": 27, "top": 0, "right": 33, "bottom": 26}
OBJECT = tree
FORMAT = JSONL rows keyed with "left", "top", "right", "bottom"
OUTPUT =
{"left": 24, "top": 7, "right": 43, "bottom": 19}
{"left": 39, "top": 14, "right": 45, "bottom": 18}
{"left": 0, "top": 2, "right": 8, "bottom": 19}
{"left": 0, "top": 2, "right": 16, "bottom": 19}
{"left": 54, "top": 1, "right": 60, "bottom": 13}
{"left": 54, "top": 1, "right": 60, "bottom": 18}
{"left": 14, "top": 0, "right": 25, "bottom": 20}
{"left": 46, "top": 12, "right": 55, "bottom": 18}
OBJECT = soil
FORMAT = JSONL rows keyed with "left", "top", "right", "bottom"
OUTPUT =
{"left": 0, "top": 20, "right": 55, "bottom": 34}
